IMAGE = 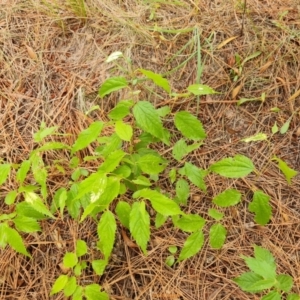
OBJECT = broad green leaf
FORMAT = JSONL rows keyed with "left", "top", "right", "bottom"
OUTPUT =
{"left": 105, "top": 51, "right": 123, "bottom": 63}
{"left": 99, "top": 77, "right": 128, "bottom": 98}
{"left": 241, "top": 133, "right": 268, "bottom": 142}
{"left": 212, "top": 189, "right": 241, "bottom": 207}
{"left": 179, "top": 162, "right": 207, "bottom": 191}
{"left": 187, "top": 84, "right": 218, "bottom": 96}
{"left": 275, "top": 274, "right": 293, "bottom": 292}
{"left": 98, "top": 150, "right": 126, "bottom": 173}
{"left": 254, "top": 245, "right": 275, "bottom": 265}
{"left": 0, "top": 223, "right": 8, "bottom": 248}
{"left": 133, "top": 101, "right": 169, "bottom": 145}
{"left": 168, "top": 246, "right": 178, "bottom": 254}
{"left": 132, "top": 175, "right": 151, "bottom": 186}
{"left": 210, "top": 154, "right": 254, "bottom": 178}
{"left": 13, "top": 215, "right": 41, "bottom": 233}
{"left": 273, "top": 156, "right": 297, "bottom": 185}
{"left": 84, "top": 283, "right": 109, "bottom": 300}
{"left": 137, "top": 154, "right": 168, "bottom": 175}
{"left": 172, "top": 139, "right": 188, "bottom": 161}
{"left": 245, "top": 278, "right": 276, "bottom": 292}
{"left": 72, "top": 286, "right": 83, "bottom": 300}
{"left": 272, "top": 122, "right": 279, "bottom": 134}
{"left": 108, "top": 100, "right": 133, "bottom": 120}
{"left": 75, "top": 171, "right": 107, "bottom": 200}
{"left": 0, "top": 164, "right": 11, "bottom": 186}
{"left": 261, "top": 291, "right": 281, "bottom": 300}
{"left": 97, "top": 210, "right": 116, "bottom": 259}
{"left": 64, "top": 276, "right": 77, "bottom": 297}
{"left": 242, "top": 256, "right": 276, "bottom": 280}
{"left": 16, "top": 160, "right": 31, "bottom": 184}
{"left": 208, "top": 209, "right": 224, "bottom": 221}
{"left": 36, "top": 142, "right": 69, "bottom": 152}
{"left": 71, "top": 121, "right": 104, "bottom": 154}
{"left": 169, "top": 168, "right": 176, "bottom": 184}
{"left": 115, "top": 201, "right": 131, "bottom": 229}
{"left": 155, "top": 213, "right": 168, "bottom": 228}
{"left": 24, "top": 191, "right": 54, "bottom": 218}
{"left": 129, "top": 202, "right": 150, "bottom": 255}
{"left": 156, "top": 106, "right": 171, "bottom": 117}
{"left": 16, "top": 201, "right": 47, "bottom": 220}
{"left": 6, "top": 226, "right": 31, "bottom": 257}
{"left": 287, "top": 294, "right": 300, "bottom": 300}
{"left": 76, "top": 240, "right": 88, "bottom": 257}
{"left": 174, "top": 214, "right": 205, "bottom": 232}
{"left": 5, "top": 190, "right": 18, "bottom": 205}
{"left": 50, "top": 274, "right": 69, "bottom": 295}
{"left": 33, "top": 122, "right": 58, "bottom": 142}
{"left": 63, "top": 252, "right": 78, "bottom": 268}
{"left": 165, "top": 255, "right": 175, "bottom": 267}
{"left": 30, "top": 152, "right": 47, "bottom": 198}
{"left": 233, "top": 272, "right": 264, "bottom": 292}
{"left": 280, "top": 117, "right": 292, "bottom": 134}
{"left": 174, "top": 111, "right": 206, "bottom": 141}
{"left": 175, "top": 179, "right": 189, "bottom": 205}
{"left": 92, "top": 259, "right": 108, "bottom": 276}
{"left": 133, "top": 189, "right": 182, "bottom": 216}
{"left": 115, "top": 121, "right": 133, "bottom": 141}
{"left": 96, "top": 134, "right": 122, "bottom": 158}
{"left": 113, "top": 164, "right": 131, "bottom": 178}
{"left": 0, "top": 213, "right": 16, "bottom": 221}
{"left": 209, "top": 223, "right": 227, "bottom": 249}
{"left": 178, "top": 231, "right": 204, "bottom": 261}
{"left": 249, "top": 190, "right": 272, "bottom": 225}
{"left": 139, "top": 69, "right": 171, "bottom": 93}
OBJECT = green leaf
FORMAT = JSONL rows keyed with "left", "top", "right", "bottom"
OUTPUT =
{"left": 5, "top": 190, "right": 18, "bottom": 205}
{"left": 280, "top": 117, "right": 292, "bottom": 134}
{"left": 64, "top": 276, "right": 77, "bottom": 297}
{"left": 208, "top": 209, "right": 224, "bottom": 221}
{"left": 187, "top": 83, "right": 218, "bottom": 96}
{"left": 98, "top": 150, "right": 126, "bottom": 173}
{"left": 212, "top": 189, "right": 241, "bottom": 207}
{"left": 172, "top": 139, "right": 188, "bottom": 161}
{"left": 132, "top": 175, "right": 151, "bottom": 186}
{"left": 169, "top": 168, "right": 176, "bottom": 184}
{"left": 210, "top": 154, "right": 254, "bottom": 178}
{"left": 96, "top": 134, "right": 122, "bottom": 158}
{"left": 129, "top": 202, "right": 150, "bottom": 255}
{"left": 179, "top": 162, "right": 207, "bottom": 191}
{"left": 36, "top": 142, "right": 69, "bottom": 152}
{"left": 174, "top": 111, "right": 206, "bottom": 141}
{"left": 115, "top": 121, "right": 133, "bottom": 141}
{"left": 51, "top": 187, "right": 67, "bottom": 216}
{"left": 16, "top": 201, "right": 47, "bottom": 220}
{"left": 168, "top": 246, "right": 178, "bottom": 254}
{"left": 273, "top": 156, "right": 298, "bottom": 185}
{"left": 249, "top": 190, "right": 272, "bottom": 225}
{"left": 108, "top": 100, "right": 133, "bottom": 120}
{"left": 71, "top": 121, "right": 104, "bottom": 154}
{"left": 33, "top": 122, "right": 58, "bottom": 142}
{"left": 242, "top": 51, "right": 261, "bottom": 65}
{"left": 178, "top": 231, "right": 204, "bottom": 261}
{"left": 209, "top": 223, "right": 227, "bottom": 249}
{"left": 113, "top": 164, "right": 131, "bottom": 178}
{"left": 137, "top": 154, "right": 167, "bottom": 175}
{"left": 76, "top": 240, "right": 88, "bottom": 257}
{"left": 254, "top": 245, "right": 275, "bottom": 265}
{"left": 261, "top": 291, "right": 281, "bottom": 300}
{"left": 155, "top": 213, "right": 168, "bottom": 228}
{"left": 13, "top": 215, "right": 41, "bottom": 233}
{"left": 0, "top": 223, "right": 8, "bottom": 248}
{"left": 99, "top": 76, "right": 128, "bottom": 98}
{"left": 50, "top": 274, "right": 69, "bottom": 295}
{"left": 0, "top": 164, "right": 11, "bottom": 186}
{"left": 97, "top": 210, "right": 116, "bottom": 259}
{"left": 175, "top": 179, "right": 189, "bottom": 205}
{"left": 92, "top": 259, "right": 108, "bottom": 276}
{"left": 6, "top": 226, "right": 31, "bottom": 257}
{"left": 133, "top": 101, "right": 169, "bottom": 145}
{"left": 133, "top": 189, "right": 182, "bottom": 216}
{"left": 245, "top": 278, "right": 276, "bottom": 292}
{"left": 72, "top": 286, "right": 83, "bottom": 300}
{"left": 115, "top": 201, "right": 131, "bottom": 229}
{"left": 241, "top": 133, "right": 268, "bottom": 142}
{"left": 84, "top": 283, "right": 109, "bottom": 300}
{"left": 242, "top": 256, "right": 276, "bottom": 280}
{"left": 174, "top": 214, "right": 205, "bottom": 232}
{"left": 156, "top": 106, "right": 171, "bottom": 117}
{"left": 272, "top": 122, "right": 279, "bottom": 134}
{"left": 233, "top": 272, "right": 263, "bottom": 292}
{"left": 165, "top": 255, "right": 175, "bottom": 267}
{"left": 287, "top": 294, "right": 300, "bottom": 300}
{"left": 275, "top": 274, "right": 293, "bottom": 292}
{"left": 139, "top": 69, "right": 171, "bottom": 93}
{"left": 24, "top": 191, "right": 54, "bottom": 218}
{"left": 16, "top": 160, "right": 31, "bottom": 184}
{"left": 63, "top": 252, "right": 78, "bottom": 268}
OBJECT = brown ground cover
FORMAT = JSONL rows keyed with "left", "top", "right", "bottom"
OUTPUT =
{"left": 0, "top": 0, "right": 300, "bottom": 299}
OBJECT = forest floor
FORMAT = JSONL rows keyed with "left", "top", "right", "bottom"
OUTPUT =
{"left": 1, "top": 0, "right": 300, "bottom": 299}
